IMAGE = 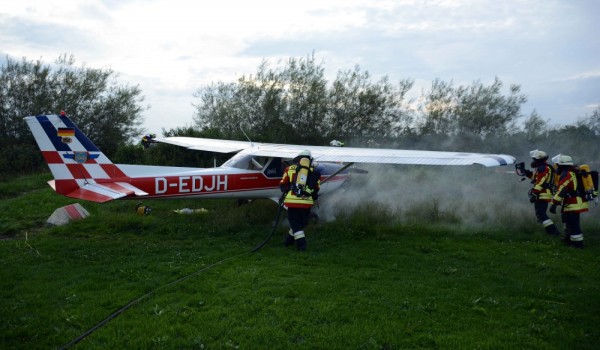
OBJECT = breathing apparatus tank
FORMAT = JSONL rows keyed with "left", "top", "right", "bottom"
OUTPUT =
{"left": 294, "top": 157, "right": 311, "bottom": 195}
{"left": 553, "top": 163, "right": 560, "bottom": 190}
{"left": 578, "top": 164, "right": 599, "bottom": 201}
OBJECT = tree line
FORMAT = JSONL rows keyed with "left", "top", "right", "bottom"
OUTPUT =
{"left": 0, "top": 55, "right": 146, "bottom": 175}
{"left": 1, "top": 54, "right": 598, "bottom": 177}
{"left": 191, "top": 54, "right": 599, "bottom": 163}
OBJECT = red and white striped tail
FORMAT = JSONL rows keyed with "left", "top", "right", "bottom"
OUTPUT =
{"left": 25, "top": 114, "right": 147, "bottom": 203}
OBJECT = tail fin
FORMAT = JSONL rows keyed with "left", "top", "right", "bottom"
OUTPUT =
{"left": 25, "top": 114, "right": 147, "bottom": 202}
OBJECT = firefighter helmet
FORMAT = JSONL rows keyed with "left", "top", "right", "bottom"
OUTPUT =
{"left": 551, "top": 154, "right": 573, "bottom": 166}
{"left": 529, "top": 149, "right": 547, "bottom": 160}
{"left": 298, "top": 149, "right": 311, "bottom": 158}
{"left": 293, "top": 149, "right": 312, "bottom": 163}
{"left": 296, "top": 149, "right": 312, "bottom": 159}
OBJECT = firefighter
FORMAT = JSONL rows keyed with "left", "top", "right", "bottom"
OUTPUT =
{"left": 516, "top": 150, "right": 561, "bottom": 236}
{"left": 279, "top": 150, "right": 321, "bottom": 251}
{"left": 141, "top": 133, "right": 156, "bottom": 149}
{"left": 550, "top": 154, "right": 588, "bottom": 248}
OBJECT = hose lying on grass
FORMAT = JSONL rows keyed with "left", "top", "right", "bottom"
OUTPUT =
{"left": 61, "top": 163, "right": 354, "bottom": 349}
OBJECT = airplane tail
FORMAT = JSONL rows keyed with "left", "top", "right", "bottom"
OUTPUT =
{"left": 24, "top": 114, "right": 148, "bottom": 203}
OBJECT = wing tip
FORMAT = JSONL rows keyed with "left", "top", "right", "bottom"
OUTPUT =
{"left": 479, "top": 155, "right": 516, "bottom": 167}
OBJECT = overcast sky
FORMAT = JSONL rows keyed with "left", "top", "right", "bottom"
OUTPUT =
{"left": 2, "top": 0, "right": 599, "bottom": 135}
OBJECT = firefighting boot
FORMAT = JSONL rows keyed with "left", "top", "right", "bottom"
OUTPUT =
{"left": 570, "top": 233, "right": 584, "bottom": 249}
{"left": 284, "top": 229, "right": 294, "bottom": 246}
{"left": 543, "top": 222, "right": 561, "bottom": 236}
{"left": 292, "top": 230, "right": 306, "bottom": 251}
{"left": 295, "top": 237, "right": 307, "bottom": 251}
{"left": 571, "top": 240, "right": 584, "bottom": 249}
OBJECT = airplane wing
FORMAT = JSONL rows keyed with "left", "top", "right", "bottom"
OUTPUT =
{"left": 156, "top": 137, "right": 514, "bottom": 167}
{"left": 157, "top": 137, "right": 252, "bottom": 153}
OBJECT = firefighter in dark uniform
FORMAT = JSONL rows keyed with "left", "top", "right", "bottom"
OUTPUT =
{"left": 141, "top": 133, "right": 156, "bottom": 149}
{"left": 516, "top": 150, "right": 561, "bottom": 236}
{"left": 279, "top": 150, "right": 320, "bottom": 251}
{"left": 550, "top": 154, "right": 588, "bottom": 248}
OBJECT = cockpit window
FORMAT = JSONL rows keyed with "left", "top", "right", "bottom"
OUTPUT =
{"left": 222, "top": 154, "right": 269, "bottom": 171}
{"left": 249, "top": 156, "right": 268, "bottom": 170}
{"left": 222, "top": 153, "right": 250, "bottom": 169}
{"left": 222, "top": 153, "right": 286, "bottom": 178}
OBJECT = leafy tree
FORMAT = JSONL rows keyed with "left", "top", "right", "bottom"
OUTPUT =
{"left": 235, "top": 60, "right": 289, "bottom": 142}
{"left": 193, "top": 81, "right": 240, "bottom": 138}
{"left": 521, "top": 109, "right": 549, "bottom": 141}
{"left": 417, "top": 77, "right": 527, "bottom": 138}
{"left": 0, "top": 54, "right": 147, "bottom": 174}
{"left": 577, "top": 107, "right": 600, "bottom": 136}
{"left": 278, "top": 55, "right": 329, "bottom": 144}
{"left": 546, "top": 123, "right": 599, "bottom": 163}
{"left": 194, "top": 55, "right": 328, "bottom": 144}
{"left": 114, "top": 126, "right": 229, "bottom": 168}
{"left": 326, "top": 65, "right": 414, "bottom": 141}
{"left": 193, "top": 55, "right": 414, "bottom": 145}
{"left": 453, "top": 77, "right": 526, "bottom": 136}
{"left": 416, "top": 78, "right": 455, "bottom": 136}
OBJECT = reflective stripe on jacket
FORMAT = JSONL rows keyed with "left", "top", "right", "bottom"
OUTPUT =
{"left": 553, "top": 170, "right": 589, "bottom": 213}
{"left": 529, "top": 163, "right": 554, "bottom": 201}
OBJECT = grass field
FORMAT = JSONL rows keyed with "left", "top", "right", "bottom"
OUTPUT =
{"left": 1, "top": 172, "right": 599, "bottom": 349}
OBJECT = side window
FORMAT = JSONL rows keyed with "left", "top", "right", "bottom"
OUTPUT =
{"left": 249, "top": 157, "right": 265, "bottom": 170}
{"left": 263, "top": 157, "right": 285, "bottom": 178}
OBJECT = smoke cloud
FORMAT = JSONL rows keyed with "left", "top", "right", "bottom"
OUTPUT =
{"left": 318, "top": 164, "right": 599, "bottom": 232}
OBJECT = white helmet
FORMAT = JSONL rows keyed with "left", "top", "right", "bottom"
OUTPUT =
{"left": 551, "top": 154, "right": 573, "bottom": 166}
{"left": 529, "top": 149, "right": 547, "bottom": 159}
{"left": 297, "top": 149, "right": 312, "bottom": 158}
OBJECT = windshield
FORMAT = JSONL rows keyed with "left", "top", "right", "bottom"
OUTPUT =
{"left": 222, "top": 153, "right": 268, "bottom": 170}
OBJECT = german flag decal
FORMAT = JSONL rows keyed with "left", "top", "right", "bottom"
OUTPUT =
{"left": 57, "top": 128, "right": 75, "bottom": 137}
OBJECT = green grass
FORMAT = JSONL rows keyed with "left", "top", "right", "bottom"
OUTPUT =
{"left": 1, "top": 173, "right": 599, "bottom": 349}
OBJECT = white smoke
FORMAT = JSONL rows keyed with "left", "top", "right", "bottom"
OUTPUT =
{"left": 317, "top": 164, "right": 598, "bottom": 231}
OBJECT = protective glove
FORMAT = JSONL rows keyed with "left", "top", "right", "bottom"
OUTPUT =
{"left": 528, "top": 190, "right": 538, "bottom": 203}
{"left": 279, "top": 184, "right": 289, "bottom": 193}
{"left": 549, "top": 204, "right": 557, "bottom": 214}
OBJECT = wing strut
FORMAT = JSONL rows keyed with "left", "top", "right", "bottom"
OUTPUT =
{"left": 322, "top": 162, "right": 354, "bottom": 184}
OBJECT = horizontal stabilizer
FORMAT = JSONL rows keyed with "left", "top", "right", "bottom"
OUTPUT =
{"left": 49, "top": 180, "right": 148, "bottom": 203}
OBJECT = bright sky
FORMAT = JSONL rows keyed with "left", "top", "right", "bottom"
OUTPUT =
{"left": 1, "top": 0, "right": 599, "bottom": 134}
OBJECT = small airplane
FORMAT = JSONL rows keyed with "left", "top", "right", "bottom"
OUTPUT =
{"left": 25, "top": 114, "right": 515, "bottom": 203}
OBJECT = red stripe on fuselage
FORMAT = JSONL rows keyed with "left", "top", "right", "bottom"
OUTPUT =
{"left": 125, "top": 172, "right": 278, "bottom": 198}
{"left": 121, "top": 172, "right": 348, "bottom": 199}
